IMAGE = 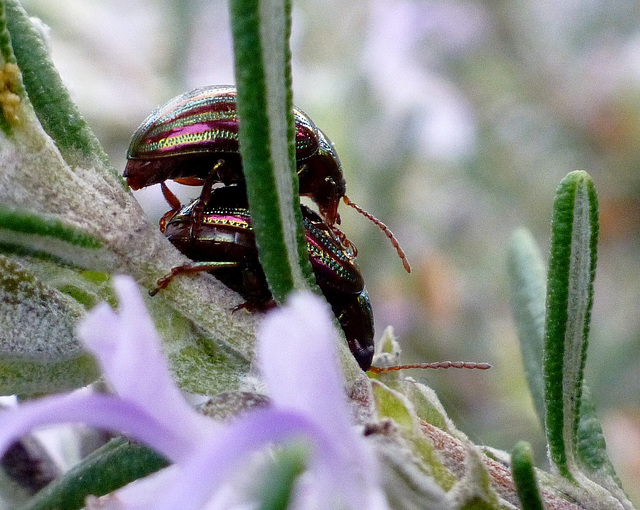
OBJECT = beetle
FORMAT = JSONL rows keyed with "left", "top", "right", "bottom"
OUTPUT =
{"left": 154, "top": 183, "right": 375, "bottom": 371}
{"left": 152, "top": 185, "right": 490, "bottom": 374}
{"left": 125, "top": 85, "right": 345, "bottom": 227}
{"left": 124, "top": 86, "right": 411, "bottom": 272}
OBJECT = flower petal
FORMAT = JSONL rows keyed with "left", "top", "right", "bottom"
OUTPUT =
{"left": 257, "top": 291, "right": 349, "bottom": 422}
{"left": 158, "top": 406, "right": 388, "bottom": 510}
{"left": 154, "top": 408, "right": 323, "bottom": 510}
{"left": 1, "top": 284, "right": 388, "bottom": 509}
{"left": 257, "top": 291, "right": 387, "bottom": 509}
{"left": 0, "top": 393, "right": 191, "bottom": 462}
{"left": 77, "top": 276, "right": 211, "bottom": 441}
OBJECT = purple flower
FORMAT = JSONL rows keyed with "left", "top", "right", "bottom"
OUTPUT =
{"left": 0, "top": 276, "right": 387, "bottom": 509}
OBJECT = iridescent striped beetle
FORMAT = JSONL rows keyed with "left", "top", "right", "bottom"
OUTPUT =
{"left": 124, "top": 85, "right": 411, "bottom": 272}
{"left": 151, "top": 183, "right": 488, "bottom": 373}
{"left": 126, "top": 87, "right": 489, "bottom": 372}
{"left": 153, "top": 183, "right": 376, "bottom": 370}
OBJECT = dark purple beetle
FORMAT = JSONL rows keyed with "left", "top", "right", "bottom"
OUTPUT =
{"left": 154, "top": 184, "right": 375, "bottom": 371}
{"left": 125, "top": 86, "right": 346, "bottom": 227}
{"left": 152, "top": 186, "right": 489, "bottom": 373}
{"left": 124, "top": 89, "right": 497, "bottom": 373}
{"left": 125, "top": 86, "right": 411, "bottom": 272}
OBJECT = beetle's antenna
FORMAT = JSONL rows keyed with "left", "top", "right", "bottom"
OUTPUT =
{"left": 368, "top": 361, "right": 491, "bottom": 374}
{"left": 343, "top": 196, "right": 411, "bottom": 273}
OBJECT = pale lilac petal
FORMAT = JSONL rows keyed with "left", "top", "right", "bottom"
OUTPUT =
{"left": 2, "top": 282, "right": 388, "bottom": 509}
{"left": 257, "top": 292, "right": 388, "bottom": 509}
{"left": 160, "top": 405, "right": 388, "bottom": 510}
{"left": 0, "top": 393, "right": 193, "bottom": 462}
{"left": 78, "top": 275, "right": 180, "bottom": 405}
{"left": 77, "top": 276, "right": 211, "bottom": 441}
{"left": 81, "top": 287, "right": 379, "bottom": 509}
{"left": 290, "top": 466, "right": 388, "bottom": 510}
{"left": 310, "top": 442, "right": 388, "bottom": 510}
{"left": 155, "top": 408, "right": 326, "bottom": 510}
{"left": 90, "top": 464, "right": 250, "bottom": 510}
{"left": 257, "top": 291, "right": 350, "bottom": 422}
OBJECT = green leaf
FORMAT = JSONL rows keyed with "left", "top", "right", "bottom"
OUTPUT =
{"left": 229, "top": 0, "right": 314, "bottom": 303}
{"left": 575, "top": 386, "right": 632, "bottom": 504}
{"left": 256, "top": 444, "right": 307, "bottom": 510}
{"left": 450, "top": 446, "right": 499, "bottom": 509}
{"left": 575, "top": 387, "right": 613, "bottom": 477}
{"left": 19, "top": 437, "right": 167, "bottom": 510}
{"left": 0, "top": 255, "right": 98, "bottom": 396}
{"left": 509, "top": 218, "right": 629, "bottom": 503}
{"left": 543, "top": 170, "right": 598, "bottom": 480}
{"left": 3, "top": 0, "right": 110, "bottom": 167}
{"left": 0, "top": 0, "right": 257, "bottom": 398}
{"left": 510, "top": 441, "right": 544, "bottom": 510}
{"left": 0, "top": 205, "right": 119, "bottom": 272}
{"left": 0, "top": 1, "right": 16, "bottom": 65}
{"left": 371, "top": 380, "right": 416, "bottom": 431}
{"left": 507, "top": 228, "right": 546, "bottom": 428}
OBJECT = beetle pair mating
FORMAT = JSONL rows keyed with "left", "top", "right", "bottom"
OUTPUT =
{"left": 125, "top": 86, "right": 489, "bottom": 373}
{"left": 124, "top": 86, "right": 410, "bottom": 268}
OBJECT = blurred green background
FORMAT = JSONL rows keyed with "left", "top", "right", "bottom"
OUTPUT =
{"left": 22, "top": 0, "right": 640, "bottom": 502}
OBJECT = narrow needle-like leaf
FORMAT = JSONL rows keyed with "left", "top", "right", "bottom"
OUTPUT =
{"left": 511, "top": 441, "right": 545, "bottom": 510}
{"left": 229, "top": 0, "right": 314, "bottom": 303}
{"left": 543, "top": 171, "right": 598, "bottom": 480}
{"left": 3, "top": 0, "right": 110, "bottom": 167}
{"left": 507, "top": 228, "right": 547, "bottom": 428}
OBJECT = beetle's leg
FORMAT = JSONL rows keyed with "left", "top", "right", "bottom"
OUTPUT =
{"left": 232, "top": 298, "right": 277, "bottom": 313}
{"left": 174, "top": 177, "right": 205, "bottom": 186}
{"left": 151, "top": 260, "right": 275, "bottom": 313}
{"left": 330, "top": 226, "right": 358, "bottom": 258}
{"left": 150, "top": 261, "right": 239, "bottom": 296}
{"left": 159, "top": 182, "right": 183, "bottom": 233}
{"left": 190, "top": 160, "right": 227, "bottom": 239}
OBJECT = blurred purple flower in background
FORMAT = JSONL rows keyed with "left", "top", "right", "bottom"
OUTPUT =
{"left": 362, "top": 0, "right": 487, "bottom": 161}
{"left": 0, "top": 276, "right": 387, "bottom": 509}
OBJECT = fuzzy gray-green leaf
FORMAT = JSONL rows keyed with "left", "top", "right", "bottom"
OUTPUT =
{"left": 507, "top": 228, "right": 547, "bottom": 428}
{"left": 0, "top": 205, "right": 118, "bottom": 272}
{"left": 0, "top": 255, "right": 98, "bottom": 396}
{"left": 544, "top": 170, "right": 598, "bottom": 480}
{"left": 511, "top": 441, "right": 544, "bottom": 510}
{"left": 0, "top": 0, "right": 260, "bottom": 399}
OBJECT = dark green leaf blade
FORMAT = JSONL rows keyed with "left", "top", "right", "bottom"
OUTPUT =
{"left": 544, "top": 170, "right": 598, "bottom": 480}
{"left": 511, "top": 441, "right": 544, "bottom": 510}
{"left": 19, "top": 438, "right": 167, "bottom": 510}
{"left": 229, "top": 0, "right": 314, "bottom": 303}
